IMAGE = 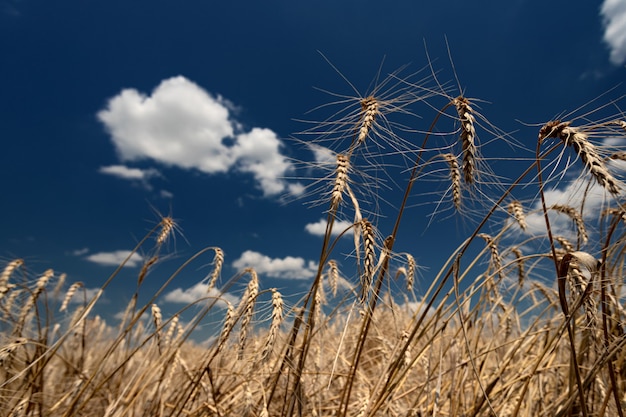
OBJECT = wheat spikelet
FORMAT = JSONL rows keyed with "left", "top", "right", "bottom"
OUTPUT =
{"left": 207, "top": 248, "right": 224, "bottom": 292}
{"left": 453, "top": 96, "right": 477, "bottom": 184}
{"left": 554, "top": 236, "right": 575, "bottom": 252}
{"left": 0, "top": 282, "right": 15, "bottom": 302}
{"left": 401, "top": 330, "right": 411, "bottom": 368}
{"left": 164, "top": 314, "right": 179, "bottom": 348}
{"left": 359, "top": 219, "right": 376, "bottom": 303}
{"left": 3, "top": 289, "right": 20, "bottom": 318}
{"left": 261, "top": 288, "right": 283, "bottom": 362}
{"left": 602, "top": 207, "right": 626, "bottom": 222}
{"left": 609, "top": 151, "right": 626, "bottom": 161}
{"left": 238, "top": 268, "right": 258, "bottom": 359}
{"left": 507, "top": 201, "right": 527, "bottom": 231}
{"left": 478, "top": 234, "right": 503, "bottom": 281}
{"left": 156, "top": 216, "right": 174, "bottom": 245}
{"left": 217, "top": 301, "right": 235, "bottom": 354}
{"left": 614, "top": 119, "right": 626, "bottom": 131}
{"left": 151, "top": 303, "right": 163, "bottom": 352}
{"left": 540, "top": 121, "right": 621, "bottom": 194}
{"left": 551, "top": 204, "right": 588, "bottom": 244}
{"left": 331, "top": 153, "right": 350, "bottom": 208}
{"left": 406, "top": 253, "right": 415, "bottom": 292}
{"left": 357, "top": 96, "right": 379, "bottom": 146}
{"left": 327, "top": 260, "right": 339, "bottom": 297}
{"left": 441, "top": 153, "right": 462, "bottom": 210}
{"left": 0, "top": 259, "right": 23, "bottom": 288}
{"left": 60, "top": 282, "right": 83, "bottom": 312}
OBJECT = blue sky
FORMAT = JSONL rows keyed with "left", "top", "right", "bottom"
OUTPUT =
{"left": 1, "top": 0, "right": 625, "bottom": 325}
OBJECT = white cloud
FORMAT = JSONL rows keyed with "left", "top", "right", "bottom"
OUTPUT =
{"left": 85, "top": 250, "right": 144, "bottom": 267}
{"left": 159, "top": 190, "right": 174, "bottom": 199}
{"left": 523, "top": 179, "right": 615, "bottom": 239}
{"left": 97, "top": 76, "right": 301, "bottom": 196}
{"left": 99, "top": 165, "right": 160, "bottom": 181}
{"left": 232, "top": 250, "right": 318, "bottom": 279}
{"left": 70, "top": 248, "right": 89, "bottom": 256}
{"left": 164, "top": 283, "right": 238, "bottom": 307}
{"left": 305, "top": 218, "right": 354, "bottom": 237}
{"left": 601, "top": 0, "right": 626, "bottom": 65}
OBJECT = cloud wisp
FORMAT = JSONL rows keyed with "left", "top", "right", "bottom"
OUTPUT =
{"left": 164, "top": 283, "right": 238, "bottom": 308}
{"left": 97, "top": 76, "right": 301, "bottom": 197}
{"left": 232, "top": 250, "right": 318, "bottom": 280}
{"left": 84, "top": 250, "right": 144, "bottom": 267}
{"left": 601, "top": 0, "right": 626, "bottom": 65}
{"left": 305, "top": 218, "right": 354, "bottom": 237}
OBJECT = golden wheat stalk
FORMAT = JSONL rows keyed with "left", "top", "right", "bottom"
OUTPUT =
{"left": 331, "top": 153, "right": 350, "bottom": 208}
{"left": 238, "top": 268, "right": 259, "bottom": 359}
{"left": 441, "top": 153, "right": 462, "bottom": 210}
{"left": 359, "top": 219, "right": 376, "bottom": 303}
{"left": 405, "top": 253, "right": 415, "bottom": 292}
{"left": 0, "top": 259, "right": 23, "bottom": 288}
{"left": 555, "top": 235, "right": 575, "bottom": 252}
{"left": 327, "top": 260, "right": 339, "bottom": 297}
{"left": 453, "top": 96, "right": 477, "bottom": 184}
{"left": 551, "top": 204, "right": 588, "bottom": 245}
{"left": 478, "top": 234, "right": 503, "bottom": 281}
{"left": 507, "top": 201, "right": 527, "bottom": 231}
{"left": 511, "top": 247, "right": 525, "bottom": 285}
{"left": 216, "top": 301, "right": 235, "bottom": 354}
{"left": 540, "top": 120, "right": 620, "bottom": 194}
{"left": 156, "top": 216, "right": 174, "bottom": 246}
{"left": 261, "top": 288, "right": 283, "bottom": 362}
{"left": 60, "top": 282, "right": 83, "bottom": 312}
{"left": 357, "top": 96, "right": 379, "bottom": 146}
{"left": 207, "top": 248, "right": 224, "bottom": 292}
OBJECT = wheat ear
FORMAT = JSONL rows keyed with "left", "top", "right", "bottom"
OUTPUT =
{"left": 327, "top": 260, "right": 339, "bottom": 297}
{"left": 359, "top": 219, "right": 376, "bottom": 303}
{"left": 551, "top": 204, "right": 588, "bottom": 245}
{"left": 453, "top": 96, "right": 477, "bottom": 184}
{"left": 216, "top": 301, "right": 235, "bottom": 354}
{"left": 332, "top": 154, "right": 350, "bottom": 208}
{"left": 441, "top": 153, "right": 462, "bottom": 210}
{"left": 261, "top": 288, "right": 283, "bottom": 362}
{"left": 60, "top": 282, "right": 83, "bottom": 312}
{"left": 238, "top": 268, "right": 259, "bottom": 359}
{"left": 405, "top": 253, "right": 415, "bottom": 292}
{"left": 207, "top": 248, "right": 224, "bottom": 292}
{"left": 357, "top": 96, "right": 379, "bottom": 146}
{"left": 540, "top": 121, "right": 620, "bottom": 194}
{"left": 507, "top": 201, "right": 527, "bottom": 231}
{"left": 156, "top": 216, "right": 174, "bottom": 245}
{"left": 0, "top": 259, "right": 23, "bottom": 288}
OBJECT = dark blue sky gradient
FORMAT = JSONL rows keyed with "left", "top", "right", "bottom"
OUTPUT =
{"left": 1, "top": 0, "right": 624, "bottom": 322}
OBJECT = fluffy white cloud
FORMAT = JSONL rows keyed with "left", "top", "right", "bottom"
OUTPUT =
{"left": 232, "top": 250, "right": 318, "bottom": 279}
{"left": 98, "top": 165, "right": 160, "bottom": 181}
{"left": 85, "top": 250, "right": 144, "bottom": 267}
{"left": 601, "top": 0, "right": 626, "bottom": 65}
{"left": 164, "top": 282, "right": 238, "bottom": 308}
{"left": 305, "top": 218, "right": 354, "bottom": 237}
{"left": 97, "top": 76, "right": 301, "bottom": 196}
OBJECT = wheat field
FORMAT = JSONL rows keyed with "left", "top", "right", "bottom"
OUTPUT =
{"left": 1, "top": 56, "right": 626, "bottom": 417}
